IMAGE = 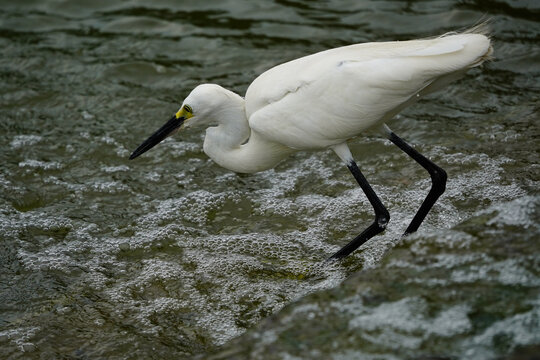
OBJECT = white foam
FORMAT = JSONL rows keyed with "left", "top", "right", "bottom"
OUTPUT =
{"left": 18, "top": 159, "right": 62, "bottom": 170}
{"left": 345, "top": 297, "right": 471, "bottom": 350}
{"left": 3, "top": 127, "right": 536, "bottom": 353}
{"left": 461, "top": 298, "right": 540, "bottom": 359}
{"left": 9, "top": 135, "right": 43, "bottom": 149}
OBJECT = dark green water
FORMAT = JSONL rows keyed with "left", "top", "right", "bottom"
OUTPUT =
{"left": 1, "top": 1, "right": 539, "bottom": 359}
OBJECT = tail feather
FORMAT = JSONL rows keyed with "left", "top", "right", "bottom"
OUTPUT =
{"left": 444, "top": 19, "right": 494, "bottom": 66}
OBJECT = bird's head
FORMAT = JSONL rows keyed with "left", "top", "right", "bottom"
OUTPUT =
{"left": 129, "top": 84, "right": 228, "bottom": 160}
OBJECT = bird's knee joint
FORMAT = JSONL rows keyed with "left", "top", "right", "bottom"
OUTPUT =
{"left": 431, "top": 167, "right": 447, "bottom": 189}
{"left": 376, "top": 211, "right": 390, "bottom": 229}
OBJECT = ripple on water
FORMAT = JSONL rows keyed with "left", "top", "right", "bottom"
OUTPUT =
{"left": 1, "top": 1, "right": 539, "bottom": 358}
{"left": 204, "top": 192, "right": 539, "bottom": 359}
{"left": 4, "top": 136, "right": 537, "bottom": 356}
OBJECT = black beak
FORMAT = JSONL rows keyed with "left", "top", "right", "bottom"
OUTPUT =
{"left": 129, "top": 115, "right": 185, "bottom": 160}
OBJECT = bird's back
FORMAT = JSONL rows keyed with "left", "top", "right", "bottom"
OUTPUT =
{"left": 245, "top": 28, "right": 492, "bottom": 150}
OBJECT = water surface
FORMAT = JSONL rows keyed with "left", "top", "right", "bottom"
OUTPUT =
{"left": 0, "top": 0, "right": 539, "bottom": 359}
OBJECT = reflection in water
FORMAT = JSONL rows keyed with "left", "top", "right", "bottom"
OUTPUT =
{"left": 0, "top": 1, "right": 539, "bottom": 359}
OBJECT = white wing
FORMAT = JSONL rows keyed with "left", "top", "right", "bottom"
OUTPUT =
{"left": 245, "top": 33, "right": 491, "bottom": 149}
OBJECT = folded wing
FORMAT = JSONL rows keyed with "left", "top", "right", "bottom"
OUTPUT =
{"left": 246, "top": 31, "right": 492, "bottom": 149}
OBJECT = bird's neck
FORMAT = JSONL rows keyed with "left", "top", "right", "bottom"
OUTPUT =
{"left": 202, "top": 90, "right": 294, "bottom": 174}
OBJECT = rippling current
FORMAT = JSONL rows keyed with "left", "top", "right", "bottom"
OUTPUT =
{"left": 1, "top": 1, "right": 539, "bottom": 359}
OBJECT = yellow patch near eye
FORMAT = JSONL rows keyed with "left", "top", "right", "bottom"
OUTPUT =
{"left": 175, "top": 109, "right": 183, "bottom": 119}
{"left": 176, "top": 105, "right": 193, "bottom": 119}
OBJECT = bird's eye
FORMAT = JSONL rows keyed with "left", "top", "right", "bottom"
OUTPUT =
{"left": 184, "top": 104, "right": 193, "bottom": 114}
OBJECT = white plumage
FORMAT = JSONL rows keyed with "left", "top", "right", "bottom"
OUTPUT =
{"left": 130, "top": 25, "right": 492, "bottom": 259}
{"left": 172, "top": 30, "right": 492, "bottom": 173}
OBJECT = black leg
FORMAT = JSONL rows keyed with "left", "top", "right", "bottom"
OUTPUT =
{"left": 328, "top": 160, "right": 390, "bottom": 260}
{"left": 387, "top": 131, "right": 447, "bottom": 235}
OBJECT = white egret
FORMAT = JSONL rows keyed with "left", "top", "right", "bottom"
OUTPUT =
{"left": 130, "top": 25, "right": 492, "bottom": 260}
